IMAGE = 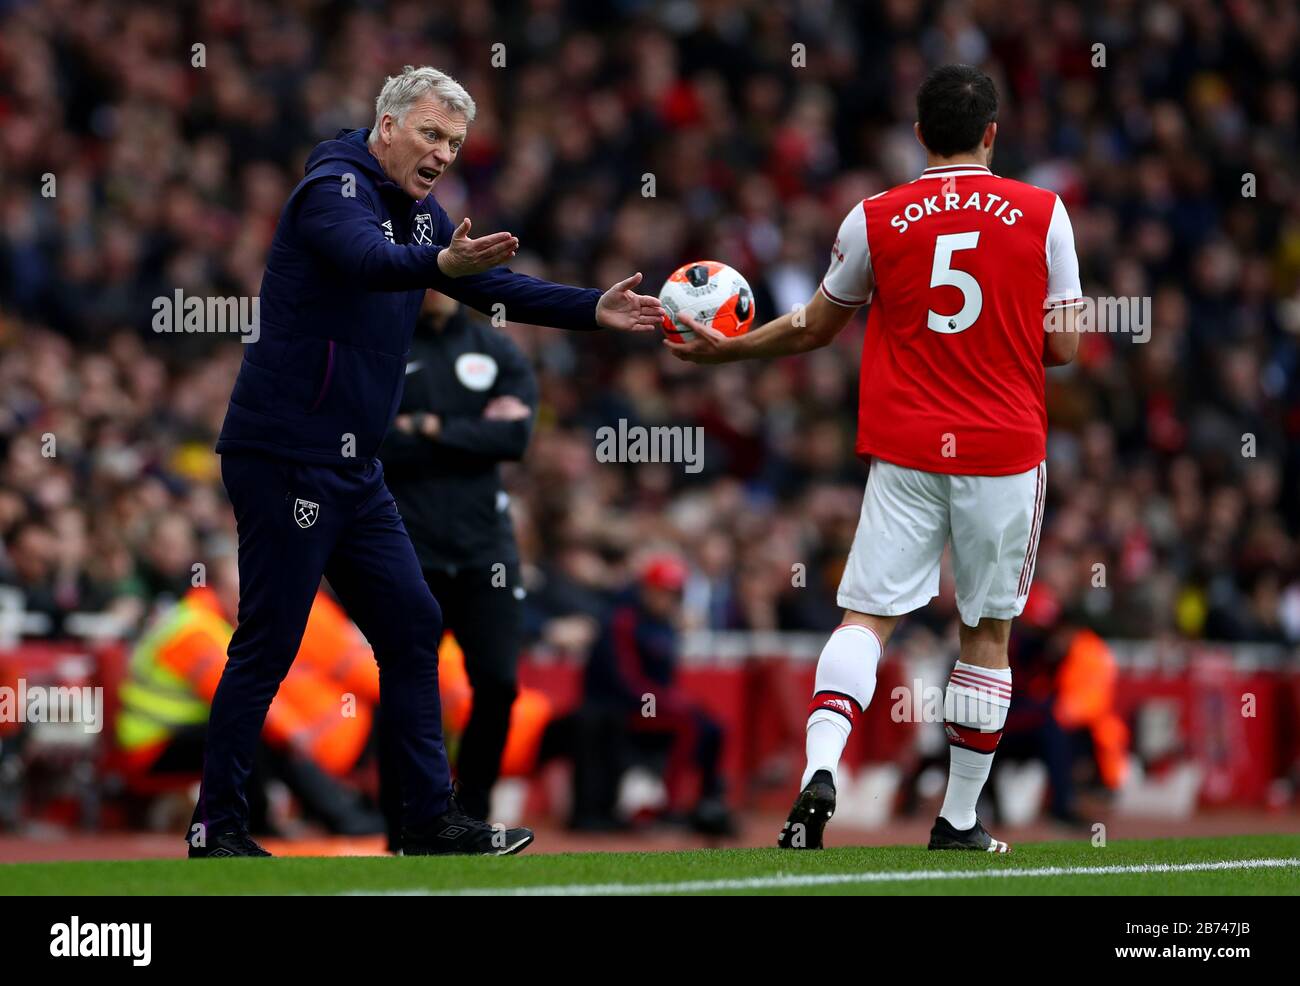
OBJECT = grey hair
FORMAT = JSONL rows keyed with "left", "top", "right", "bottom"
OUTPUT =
{"left": 369, "top": 65, "right": 477, "bottom": 142}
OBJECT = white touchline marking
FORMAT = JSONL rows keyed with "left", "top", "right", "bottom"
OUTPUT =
{"left": 335, "top": 856, "right": 1300, "bottom": 896}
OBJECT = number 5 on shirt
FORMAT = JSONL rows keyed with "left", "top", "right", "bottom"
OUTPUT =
{"left": 927, "top": 231, "right": 982, "bottom": 334}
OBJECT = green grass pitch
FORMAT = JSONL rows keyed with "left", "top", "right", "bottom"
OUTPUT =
{"left": 4, "top": 835, "right": 1298, "bottom": 895}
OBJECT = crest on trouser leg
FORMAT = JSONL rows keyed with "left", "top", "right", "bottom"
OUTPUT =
{"left": 293, "top": 498, "right": 320, "bottom": 528}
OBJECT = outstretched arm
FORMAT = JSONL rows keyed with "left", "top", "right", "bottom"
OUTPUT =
{"left": 434, "top": 264, "right": 665, "bottom": 334}
{"left": 296, "top": 183, "right": 662, "bottom": 331}
{"left": 295, "top": 180, "right": 515, "bottom": 290}
{"left": 668, "top": 201, "right": 871, "bottom": 363}
{"left": 431, "top": 208, "right": 664, "bottom": 332}
{"left": 666, "top": 288, "right": 860, "bottom": 364}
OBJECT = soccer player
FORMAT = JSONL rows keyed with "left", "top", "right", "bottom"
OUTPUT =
{"left": 190, "top": 65, "right": 665, "bottom": 858}
{"left": 668, "top": 64, "right": 1082, "bottom": 852}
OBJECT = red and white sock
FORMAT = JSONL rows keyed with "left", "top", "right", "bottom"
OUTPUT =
{"left": 801, "top": 623, "right": 882, "bottom": 789}
{"left": 939, "top": 661, "right": 1011, "bottom": 831}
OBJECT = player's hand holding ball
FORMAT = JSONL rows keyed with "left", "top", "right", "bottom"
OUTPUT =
{"left": 664, "top": 313, "right": 733, "bottom": 363}
{"left": 659, "top": 260, "right": 755, "bottom": 363}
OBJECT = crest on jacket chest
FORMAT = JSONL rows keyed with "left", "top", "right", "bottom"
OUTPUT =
{"left": 413, "top": 212, "right": 434, "bottom": 246}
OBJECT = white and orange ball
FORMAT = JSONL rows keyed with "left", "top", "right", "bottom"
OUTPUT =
{"left": 659, "top": 260, "right": 755, "bottom": 343}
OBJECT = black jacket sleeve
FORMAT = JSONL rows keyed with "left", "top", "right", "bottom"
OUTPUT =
{"left": 435, "top": 333, "right": 539, "bottom": 461}
{"left": 426, "top": 201, "right": 603, "bottom": 331}
{"left": 295, "top": 182, "right": 603, "bottom": 327}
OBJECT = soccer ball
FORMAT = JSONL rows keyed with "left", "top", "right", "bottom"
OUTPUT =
{"left": 659, "top": 260, "right": 755, "bottom": 343}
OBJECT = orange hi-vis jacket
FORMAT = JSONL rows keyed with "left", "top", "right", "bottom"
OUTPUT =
{"left": 437, "top": 633, "right": 552, "bottom": 777}
{"left": 1054, "top": 628, "right": 1131, "bottom": 789}
{"left": 117, "top": 587, "right": 378, "bottom": 776}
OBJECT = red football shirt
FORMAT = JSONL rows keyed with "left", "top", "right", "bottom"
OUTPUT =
{"left": 821, "top": 164, "right": 1082, "bottom": 476}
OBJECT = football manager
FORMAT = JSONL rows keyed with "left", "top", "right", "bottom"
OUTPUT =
{"left": 188, "top": 65, "right": 665, "bottom": 857}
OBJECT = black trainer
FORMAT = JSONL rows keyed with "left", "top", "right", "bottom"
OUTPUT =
{"left": 927, "top": 815, "right": 1010, "bottom": 853}
{"left": 403, "top": 795, "right": 534, "bottom": 856}
{"left": 188, "top": 831, "right": 272, "bottom": 858}
{"left": 777, "top": 769, "right": 836, "bottom": 849}
{"left": 689, "top": 795, "right": 739, "bottom": 837}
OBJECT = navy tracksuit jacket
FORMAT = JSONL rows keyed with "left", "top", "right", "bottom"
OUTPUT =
{"left": 191, "top": 128, "right": 601, "bottom": 840}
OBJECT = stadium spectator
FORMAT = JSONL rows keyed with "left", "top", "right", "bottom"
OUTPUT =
{"left": 115, "top": 553, "right": 385, "bottom": 835}
{"left": 564, "top": 553, "right": 735, "bottom": 834}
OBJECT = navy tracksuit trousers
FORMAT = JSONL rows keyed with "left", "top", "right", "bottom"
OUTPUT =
{"left": 190, "top": 451, "right": 449, "bottom": 841}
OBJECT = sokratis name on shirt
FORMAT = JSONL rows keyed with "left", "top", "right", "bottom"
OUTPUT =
{"left": 890, "top": 189, "right": 1023, "bottom": 234}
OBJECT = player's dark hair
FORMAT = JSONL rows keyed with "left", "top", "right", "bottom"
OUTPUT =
{"left": 916, "top": 64, "right": 998, "bottom": 157}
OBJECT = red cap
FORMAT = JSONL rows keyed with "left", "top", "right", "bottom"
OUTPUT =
{"left": 641, "top": 554, "right": 688, "bottom": 592}
{"left": 1021, "top": 584, "right": 1061, "bottom": 629}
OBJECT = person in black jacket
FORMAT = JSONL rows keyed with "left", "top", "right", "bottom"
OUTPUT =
{"left": 380, "top": 289, "right": 536, "bottom": 824}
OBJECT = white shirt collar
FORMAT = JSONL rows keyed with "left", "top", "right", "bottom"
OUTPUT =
{"left": 917, "top": 164, "right": 993, "bottom": 179}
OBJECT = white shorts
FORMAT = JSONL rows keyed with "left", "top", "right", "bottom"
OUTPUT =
{"left": 837, "top": 458, "right": 1046, "bottom": 627}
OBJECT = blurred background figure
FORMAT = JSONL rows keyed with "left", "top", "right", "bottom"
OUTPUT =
{"left": 114, "top": 554, "right": 383, "bottom": 835}
{"left": 380, "top": 289, "right": 538, "bottom": 824}
{"left": 553, "top": 553, "right": 734, "bottom": 835}
{"left": 999, "top": 587, "right": 1130, "bottom": 826}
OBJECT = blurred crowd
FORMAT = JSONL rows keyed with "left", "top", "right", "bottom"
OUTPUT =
{"left": 1, "top": 0, "right": 1299, "bottom": 653}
